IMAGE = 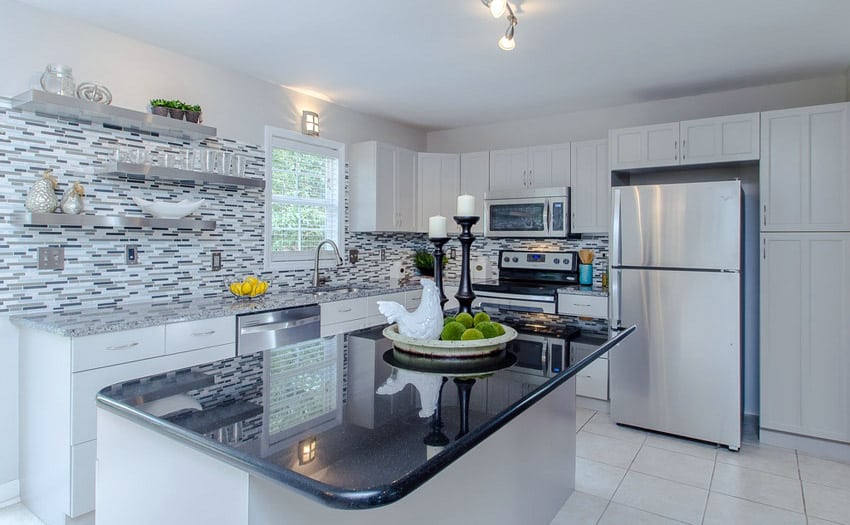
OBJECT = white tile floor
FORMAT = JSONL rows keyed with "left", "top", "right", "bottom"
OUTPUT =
{"left": 2, "top": 409, "right": 849, "bottom": 525}
{"left": 552, "top": 408, "right": 850, "bottom": 525}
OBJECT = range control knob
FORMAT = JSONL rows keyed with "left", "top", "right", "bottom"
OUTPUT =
{"left": 503, "top": 256, "right": 509, "bottom": 263}
{"left": 554, "top": 258, "right": 560, "bottom": 264}
{"left": 512, "top": 257, "right": 518, "bottom": 263}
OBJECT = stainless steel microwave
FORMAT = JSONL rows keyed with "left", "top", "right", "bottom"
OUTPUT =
{"left": 484, "top": 187, "right": 571, "bottom": 238}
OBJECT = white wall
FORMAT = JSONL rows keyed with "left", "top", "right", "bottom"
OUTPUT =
{"left": 426, "top": 75, "right": 848, "bottom": 152}
{"left": 0, "top": 0, "right": 427, "bottom": 151}
{"left": 0, "top": 0, "right": 430, "bottom": 496}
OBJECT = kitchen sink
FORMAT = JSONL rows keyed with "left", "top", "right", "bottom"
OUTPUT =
{"left": 297, "top": 284, "right": 376, "bottom": 296}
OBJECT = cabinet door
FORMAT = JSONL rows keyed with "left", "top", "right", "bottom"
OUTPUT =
{"left": 528, "top": 143, "right": 570, "bottom": 188}
{"left": 761, "top": 103, "right": 850, "bottom": 231}
{"left": 609, "top": 122, "right": 679, "bottom": 170}
{"left": 761, "top": 233, "right": 850, "bottom": 442}
{"left": 395, "top": 147, "right": 417, "bottom": 231}
{"left": 489, "top": 148, "right": 527, "bottom": 192}
{"left": 680, "top": 113, "right": 759, "bottom": 165}
{"left": 570, "top": 139, "right": 609, "bottom": 234}
{"left": 460, "top": 151, "right": 489, "bottom": 234}
{"left": 417, "top": 153, "right": 460, "bottom": 232}
{"left": 438, "top": 154, "right": 461, "bottom": 221}
{"left": 375, "top": 142, "right": 397, "bottom": 231}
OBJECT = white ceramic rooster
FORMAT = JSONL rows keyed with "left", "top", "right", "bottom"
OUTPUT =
{"left": 378, "top": 278, "right": 444, "bottom": 340}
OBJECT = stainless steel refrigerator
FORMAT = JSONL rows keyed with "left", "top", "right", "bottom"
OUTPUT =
{"left": 609, "top": 180, "right": 742, "bottom": 450}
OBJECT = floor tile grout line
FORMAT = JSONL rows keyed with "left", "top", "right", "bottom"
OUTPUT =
{"left": 699, "top": 453, "right": 717, "bottom": 524}
{"left": 707, "top": 487, "right": 808, "bottom": 516}
{"left": 595, "top": 432, "right": 644, "bottom": 525}
{"left": 796, "top": 449, "right": 810, "bottom": 522}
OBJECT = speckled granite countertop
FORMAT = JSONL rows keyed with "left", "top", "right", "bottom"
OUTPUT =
{"left": 9, "top": 280, "right": 426, "bottom": 337}
{"left": 557, "top": 285, "right": 609, "bottom": 297}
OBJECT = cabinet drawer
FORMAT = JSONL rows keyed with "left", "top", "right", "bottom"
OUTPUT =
{"left": 576, "top": 358, "right": 609, "bottom": 400}
{"left": 71, "top": 343, "right": 233, "bottom": 444}
{"left": 368, "top": 292, "right": 405, "bottom": 319}
{"left": 72, "top": 326, "right": 165, "bottom": 372}
{"left": 321, "top": 297, "right": 368, "bottom": 326}
{"left": 558, "top": 294, "right": 608, "bottom": 319}
{"left": 405, "top": 289, "right": 423, "bottom": 311}
{"left": 166, "top": 316, "right": 235, "bottom": 354}
{"left": 70, "top": 439, "right": 96, "bottom": 517}
{"left": 321, "top": 318, "right": 370, "bottom": 337}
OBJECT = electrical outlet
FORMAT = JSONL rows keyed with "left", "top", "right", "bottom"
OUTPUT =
{"left": 38, "top": 247, "right": 64, "bottom": 270}
{"left": 380, "top": 248, "right": 386, "bottom": 261}
{"left": 211, "top": 251, "right": 222, "bottom": 271}
{"left": 125, "top": 245, "right": 139, "bottom": 265}
{"left": 450, "top": 248, "right": 457, "bottom": 260}
{"left": 348, "top": 249, "right": 359, "bottom": 264}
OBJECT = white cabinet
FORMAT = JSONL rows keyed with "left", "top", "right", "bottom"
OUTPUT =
{"left": 571, "top": 336, "right": 609, "bottom": 401}
{"left": 680, "top": 113, "right": 759, "bottom": 165}
{"left": 460, "top": 151, "right": 489, "bottom": 234}
{"left": 557, "top": 292, "right": 608, "bottom": 319}
{"left": 19, "top": 319, "right": 236, "bottom": 523}
{"left": 350, "top": 141, "right": 417, "bottom": 232}
{"left": 570, "top": 139, "right": 609, "bottom": 234}
{"left": 489, "top": 143, "right": 570, "bottom": 192}
{"left": 609, "top": 113, "right": 760, "bottom": 171}
{"left": 417, "top": 153, "right": 460, "bottom": 233}
{"left": 609, "top": 122, "right": 680, "bottom": 170}
{"left": 760, "top": 103, "right": 850, "bottom": 231}
{"left": 760, "top": 233, "right": 850, "bottom": 443}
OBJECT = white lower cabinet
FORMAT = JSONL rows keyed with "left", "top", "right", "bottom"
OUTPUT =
{"left": 571, "top": 336, "right": 609, "bottom": 400}
{"left": 19, "top": 317, "right": 237, "bottom": 525}
{"left": 558, "top": 293, "right": 608, "bottom": 319}
{"left": 760, "top": 233, "right": 850, "bottom": 443}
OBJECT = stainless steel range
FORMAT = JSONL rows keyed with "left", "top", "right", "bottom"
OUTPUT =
{"left": 473, "top": 250, "right": 579, "bottom": 315}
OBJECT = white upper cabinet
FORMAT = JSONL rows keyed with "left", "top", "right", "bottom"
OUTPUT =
{"left": 609, "top": 113, "right": 761, "bottom": 171}
{"left": 761, "top": 103, "right": 850, "bottom": 232}
{"left": 417, "top": 153, "right": 460, "bottom": 233}
{"left": 489, "top": 143, "right": 570, "bottom": 192}
{"left": 609, "top": 122, "right": 680, "bottom": 170}
{"left": 460, "top": 151, "right": 490, "bottom": 233}
{"left": 570, "top": 139, "right": 609, "bottom": 234}
{"left": 680, "top": 113, "right": 759, "bottom": 165}
{"left": 350, "top": 141, "right": 418, "bottom": 232}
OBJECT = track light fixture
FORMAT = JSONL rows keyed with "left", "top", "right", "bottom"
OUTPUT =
{"left": 481, "top": 0, "right": 517, "bottom": 50}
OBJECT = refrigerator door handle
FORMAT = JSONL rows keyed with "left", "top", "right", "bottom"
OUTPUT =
{"left": 610, "top": 269, "right": 622, "bottom": 329}
{"left": 611, "top": 189, "right": 621, "bottom": 267}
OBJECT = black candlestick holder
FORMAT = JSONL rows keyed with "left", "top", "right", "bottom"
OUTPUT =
{"left": 452, "top": 216, "right": 479, "bottom": 315}
{"left": 429, "top": 237, "right": 450, "bottom": 310}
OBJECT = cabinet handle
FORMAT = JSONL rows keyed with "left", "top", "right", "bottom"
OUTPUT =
{"left": 338, "top": 307, "right": 353, "bottom": 312}
{"left": 682, "top": 139, "right": 686, "bottom": 159}
{"left": 763, "top": 204, "right": 767, "bottom": 226}
{"left": 674, "top": 140, "right": 678, "bottom": 160}
{"left": 106, "top": 342, "right": 139, "bottom": 351}
{"left": 574, "top": 303, "right": 592, "bottom": 307}
{"left": 192, "top": 330, "right": 216, "bottom": 336}
{"left": 763, "top": 238, "right": 766, "bottom": 260}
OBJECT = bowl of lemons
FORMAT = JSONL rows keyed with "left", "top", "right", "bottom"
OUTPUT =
{"left": 228, "top": 276, "right": 270, "bottom": 299}
{"left": 382, "top": 311, "right": 516, "bottom": 358}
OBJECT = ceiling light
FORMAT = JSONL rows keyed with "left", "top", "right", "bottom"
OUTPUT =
{"left": 482, "top": 0, "right": 507, "bottom": 18}
{"left": 481, "top": 1, "right": 518, "bottom": 51}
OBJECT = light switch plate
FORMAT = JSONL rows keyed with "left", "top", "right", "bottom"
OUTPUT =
{"left": 125, "top": 245, "right": 139, "bottom": 265}
{"left": 212, "top": 251, "right": 222, "bottom": 271}
{"left": 38, "top": 247, "right": 64, "bottom": 270}
{"left": 380, "top": 248, "right": 386, "bottom": 261}
{"left": 348, "top": 249, "right": 358, "bottom": 264}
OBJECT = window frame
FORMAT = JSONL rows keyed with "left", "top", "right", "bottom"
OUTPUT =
{"left": 263, "top": 126, "right": 345, "bottom": 271}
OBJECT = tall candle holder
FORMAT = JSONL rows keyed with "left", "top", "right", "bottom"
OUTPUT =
{"left": 429, "top": 237, "right": 450, "bottom": 310}
{"left": 452, "top": 216, "right": 479, "bottom": 315}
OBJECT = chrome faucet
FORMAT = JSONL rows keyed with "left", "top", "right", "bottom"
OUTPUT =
{"left": 312, "top": 239, "right": 344, "bottom": 287}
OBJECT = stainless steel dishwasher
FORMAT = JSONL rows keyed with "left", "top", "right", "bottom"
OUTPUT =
{"left": 236, "top": 305, "right": 321, "bottom": 356}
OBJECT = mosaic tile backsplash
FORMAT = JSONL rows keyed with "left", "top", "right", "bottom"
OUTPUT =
{"left": 0, "top": 106, "right": 608, "bottom": 317}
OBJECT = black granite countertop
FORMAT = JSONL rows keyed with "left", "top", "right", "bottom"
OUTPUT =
{"left": 96, "top": 319, "right": 635, "bottom": 510}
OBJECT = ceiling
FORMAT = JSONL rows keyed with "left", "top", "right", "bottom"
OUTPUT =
{"left": 18, "top": 0, "right": 850, "bottom": 131}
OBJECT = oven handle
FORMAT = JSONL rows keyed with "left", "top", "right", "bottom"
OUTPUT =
{"left": 239, "top": 315, "right": 321, "bottom": 335}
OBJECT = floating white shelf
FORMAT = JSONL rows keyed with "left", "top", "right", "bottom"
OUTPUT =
{"left": 95, "top": 162, "right": 264, "bottom": 189}
{"left": 10, "top": 212, "right": 216, "bottom": 230}
{"left": 11, "top": 90, "right": 217, "bottom": 141}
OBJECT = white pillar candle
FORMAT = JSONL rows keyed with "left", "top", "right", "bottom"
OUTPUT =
{"left": 428, "top": 215, "right": 447, "bottom": 238}
{"left": 457, "top": 194, "right": 475, "bottom": 216}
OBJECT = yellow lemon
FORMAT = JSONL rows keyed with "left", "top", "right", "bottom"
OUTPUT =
{"left": 262, "top": 281, "right": 269, "bottom": 293}
{"left": 241, "top": 282, "right": 254, "bottom": 295}
{"left": 244, "top": 275, "right": 259, "bottom": 285}
{"left": 229, "top": 283, "right": 242, "bottom": 296}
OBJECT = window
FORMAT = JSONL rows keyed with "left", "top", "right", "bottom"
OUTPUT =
{"left": 264, "top": 127, "right": 344, "bottom": 270}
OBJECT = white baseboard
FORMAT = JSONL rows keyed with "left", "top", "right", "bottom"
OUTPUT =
{"left": 761, "top": 428, "right": 850, "bottom": 463}
{"left": 0, "top": 479, "right": 20, "bottom": 508}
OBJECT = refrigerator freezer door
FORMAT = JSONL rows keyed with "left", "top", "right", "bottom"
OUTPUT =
{"left": 614, "top": 181, "right": 741, "bottom": 270}
{"left": 610, "top": 268, "right": 741, "bottom": 449}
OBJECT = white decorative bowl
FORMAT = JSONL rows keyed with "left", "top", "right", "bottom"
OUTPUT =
{"left": 131, "top": 196, "right": 205, "bottom": 219}
{"left": 382, "top": 323, "right": 517, "bottom": 358}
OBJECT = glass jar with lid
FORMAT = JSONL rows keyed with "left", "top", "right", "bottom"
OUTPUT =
{"left": 40, "top": 64, "right": 76, "bottom": 96}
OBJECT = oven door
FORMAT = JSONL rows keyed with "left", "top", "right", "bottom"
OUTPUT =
{"left": 485, "top": 198, "right": 550, "bottom": 238}
{"left": 476, "top": 292, "right": 557, "bottom": 315}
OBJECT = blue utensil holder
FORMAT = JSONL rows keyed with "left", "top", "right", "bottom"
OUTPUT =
{"left": 579, "top": 264, "right": 593, "bottom": 285}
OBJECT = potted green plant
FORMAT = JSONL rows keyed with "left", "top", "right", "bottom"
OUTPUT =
{"left": 413, "top": 249, "right": 446, "bottom": 277}
{"left": 184, "top": 104, "right": 202, "bottom": 124}
{"left": 166, "top": 99, "right": 185, "bottom": 120}
{"left": 150, "top": 99, "right": 169, "bottom": 117}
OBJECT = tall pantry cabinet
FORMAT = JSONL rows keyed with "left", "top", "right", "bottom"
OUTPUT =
{"left": 759, "top": 102, "right": 850, "bottom": 447}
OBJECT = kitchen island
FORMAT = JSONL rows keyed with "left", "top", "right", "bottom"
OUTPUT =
{"left": 95, "top": 319, "right": 633, "bottom": 525}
